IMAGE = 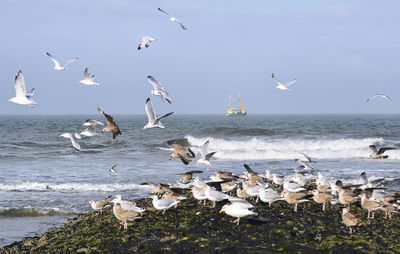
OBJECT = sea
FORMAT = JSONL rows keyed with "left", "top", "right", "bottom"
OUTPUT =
{"left": 1, "top": 114, "right": 400, "bottom": 247}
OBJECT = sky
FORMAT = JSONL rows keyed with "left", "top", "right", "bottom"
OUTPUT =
{"left": 1, "top": 0, "right": 399, "bottom": 114}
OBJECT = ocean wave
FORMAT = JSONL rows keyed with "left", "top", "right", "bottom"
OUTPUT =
{"left": 186, "top": 136, "right": 400, "bottom": 160}
{"left": 0, "top": 182, "right": 152, "bottom": 192}
{"left": 0, "top": 207, "right": 74, "bottom": 217}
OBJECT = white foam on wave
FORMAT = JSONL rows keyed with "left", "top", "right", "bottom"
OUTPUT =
{"left": 186, "top": 135, "right": 400, "bottom": 160}
{"left": 0, "top": 182, "right": 152, "bottom": 192}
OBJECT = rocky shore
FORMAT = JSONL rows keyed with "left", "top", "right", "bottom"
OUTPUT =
{"left": 1, "top": 196, "right": 400, "bottom": 254}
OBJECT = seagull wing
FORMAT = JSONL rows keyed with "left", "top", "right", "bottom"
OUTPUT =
{"left": 244, "top": 164, "right": 257, "bottom": 175}
{"left": 83, "top": 68, "right": 92, "bottom": 80}
{"left": 62, "top": 57, "right": 79, "bottom": 67}
{"left": 205, "top": 151, "right": 217, "bottom": 161}
{"left": 157, "top": 7, "right": 171, "bottom": 16}
{"left": 138, "top": 38, "right": 146, "bottom": 50}
{"left": 200, "top": 141, "right": 209, "bottom": 157}
{"left": 271, "top": 73, "right": 282, "bottom": 85}
{"left": 369, "top": 145, "right": 378, "bottom": 153}
{"left": 377, "top": 147, "right": 395, "bottom": 155}
{"left": 69, "top": 134, "right": 81, "bottom": 151}
{"left": 85, "top": 126, "right": 95, "bottom": 134}
{"left": 145, "top": 98, "right": 156, "bottom": 124}
{"left": 154, "top": 112, "right": 174, "bottom": 125}
{"left": 46, "top": 52, "right": 60, "bottom": 67}
{"left": 97, "top": 106, "right": 115, "bottom": 127}
{"left": 285, "top": 79, "right": 297, "bottom": 87}
{"left": 26, "top": 88, "right": 35, "bottom": 98}
{"left": 147, "top": 76, "right": 162, "bottom": 91}
{"left": 176, "top": 20, "right": 187, "bottom": 30}
{"left": 161, "top": 90, "right": 172, "bottom": 103}
{"left": 14, "top": 70, "right": 27, "bottom": 98}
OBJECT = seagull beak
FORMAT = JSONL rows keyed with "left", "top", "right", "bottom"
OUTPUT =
{"left": 7, "top": 99, "right": 11, "bottom": 102}
{"left": 149, "top": 196, "right": 153, "bottom": 199}
{"left": 219, "top": 210, "right": 223, "bottom": 214}
{"left": 108, "top": 201, "right": 113, "bottom": 204}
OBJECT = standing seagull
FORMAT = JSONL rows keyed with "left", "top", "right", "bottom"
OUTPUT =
{"left": 46, "top": 52, "right": 78, "bottom": 71}
{"left": 196, "top": 140, "right": 217, "bottom": 171}
{"left": 157, "top": 7, "right": 187, "bottom": 30}
{"left": 367, "top": 94, "right": 391, "bottom": 103}
{"left": 58, "top": 133, "right": 81, "bottom": 151}
{"left": 97, "top": 106, "right": 122, "bottom": 139}
{"left": 147, "top": 76, "right": 172, "bottom": 103}
{"left": 271, "top": 73, "right": 297, "bottom": 91}
{"left": 79, "top": 68, "right": 99, "bottom": 87}
{"left": 8, "top": 70, "right": 37, "bottom": 107}
{"left": 138, "top": 37, "right": 157, "bottom": 50}
{"left": 143, "top": 98, "right": 174, "bottom": 129}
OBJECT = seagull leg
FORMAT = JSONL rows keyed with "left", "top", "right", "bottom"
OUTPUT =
{"left": 162, "top": 209, "right": 166, "bottom": 214}
{"left": 294, "top": 204, "right": 298, "bottom": 212}
{"left": 255, "top": 196, "right": 259, "bottom": 203}
{"left": 213, "top": 201, "right": 216, "bottom": 208}
{"left": 371, "top": 211, "right": 375, "bottom": 219}
{"left": 367, "top": 210, "right": 370, "bottom": 219}
{"left": 322, "top": 203, "right": 325, "bottom": 212}
{"left": 124, "top": 222, "right": 128, "bottom": 230}
{"left": 203, "top": 200, "right": 206, "bottom": 206}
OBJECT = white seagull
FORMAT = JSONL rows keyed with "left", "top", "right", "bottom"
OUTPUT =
{"left": 46, "top": 52, "right": 78, "bottom": 71}
{"left": 143, "top": 98, "right": 174, "bottom": 130}
{"left": 157, "top": 7, "right": 187, "bottom": 30}
{"left": 83, "top": 119, "right": 104, "bottom": 127}
{"left": 150, "top": 195, "right": 180, "bottom": 214}
{"left": 196, "top": 140, "right": 217, "bottom": 171}
{"left": 8, "top": 70, "right": 37, "bottom": 107}
{"left": 147, "top": 76, "right": 172, "bottom": 103}
{"left": 58, "top": 133, "right": 81, "bottom": 151}
{"left": 219, "top": 199, "right": 258, "bottom": 225}
{"left": 79, "top": 68, "right": 99, "bottom": 87}
{"left": 138, "top": 37, "right": 157, "bottom": 50}
{"left": 271, "top": 73, "right": 297, "bottom": 91}
{"left": 79, "top": 126, "right": 99, "bottom": 139}
{"left": 367, "top": 94, "right": 392, "bottom": 103}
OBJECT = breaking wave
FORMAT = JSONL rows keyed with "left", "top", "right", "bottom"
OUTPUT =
{"left": 186, "top": 136, "right": 400, "bottom": 160}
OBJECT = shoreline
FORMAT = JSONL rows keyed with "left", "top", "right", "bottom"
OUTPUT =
{"left": 1, "top": 196, "right": 400, "bottom": 253}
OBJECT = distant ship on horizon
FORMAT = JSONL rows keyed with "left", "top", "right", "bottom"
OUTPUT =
{"left": 225, "top": 94, "right": 247, "bottom": 116}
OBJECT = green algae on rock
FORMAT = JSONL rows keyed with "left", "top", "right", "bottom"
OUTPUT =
{"left": 1, "top": 196, "right": 400, "bottom": 253}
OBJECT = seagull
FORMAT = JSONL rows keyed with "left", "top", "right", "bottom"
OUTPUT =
{"left": 219, "top": 199, "right": 257, "bottom": 225}
{"left": 79, "top": 68, "right": 99, "bottom": 87}
{"left": 89, "top": 197, "right": 110, "bottom": 215}
{"left": 204, "top": 185, "right": 229, "bottom": 208}
{"left": 157, "top": 7, "right": 187, "bottom": 30}
{"left": 342, "top": 208, "right": 362, "bottom": 234}
{"left": 83, "top": 119, "right": 104, "bottom": 127}
{"left": 79, "top": 126, "right": 99, "bottom": 139}
{"left": 147, "top": 76, "right": 171, "bottom": 103}
{"left": 271, "top": 73, "right": 296, "bottom": 91}
{"left": 367, "top": 94, "right": 391, "bottom": 103}
{"left": 97, "top": 106, "right": 121, "bottom": 139}
{"left": 369, "top": 145, "right": 395, "bottom": 159}
{"left": 112, "top": 203, "right": 142, "bottom": 230}
{"left": 110, "top": 164, "right": 117, "bottom": 173}
{"left": 46, "top": 52, "right": 78, "bottom": 71}
{"left": 167, "top": 140, "right": 195, "bottom": 165}
{"left": 111, "top": 194, "right": 145, "bottom": 213}
{"left": 138, "top": 37, "right": 157, "bottom": 50}
{"left": 58, "top": 133, "right": 81, "bottom": 151}
{"left": 177, "top": 170, "right": 203, "bottom": 184}
{"left": 196, "top": 141, "right": 217, "bottom": 171}
{"left": 143, "top": 98, "right": 174, "bottom": 130}
{"left": 8, "top": 70, "right": 37, "bottom": 107}
{"left": 295, "top": 152, "right": 316, "bottom": 163}
{"left": 150, "top": 195, "right": 180, "bottom": 214}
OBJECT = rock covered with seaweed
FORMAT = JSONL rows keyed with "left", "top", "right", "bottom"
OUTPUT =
{"left": 1, "top": 195, "right": 400, "bottom": 254}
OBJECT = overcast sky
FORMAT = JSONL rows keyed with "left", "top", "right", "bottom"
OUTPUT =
{"left": 1, "top": 0, "right": 399, "bottom": 114}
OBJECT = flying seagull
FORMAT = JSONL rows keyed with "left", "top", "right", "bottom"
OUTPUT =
{"left": 367, "top": 94, "right": 392, "bottom": 103}
{"left": 46, "top": 52, "right": 78, "bottom": 71}
{"left": 110, "top": 164, "right": 117, "bottom": 173}
{"left": 369, "top": 145, "right": 395, "bottom": 159}
{"left": 79, "top": 126, "right": 99, "bottom": 139}
{"left": 167, "top": 140, "right": 195, "bottom": 165}
{"left": 58, "top": 133, "right": 81, "bottom": 151}
{"left": 79, "top": 68, "right": 99, "bottom": 87}
{"left": 157, "top": 7, "right": 187, "bottom": 30}
{"left": 8, "top": 70, "right": 37, "bottom": 107}
{"left": 196, "top": 140, "right": 217, "bottom": 171}
{"left": 143, "top": 98, "right": 174, "bottom": 130}
{"left": 83, "top": 119, "right": 104, "bottom": 127}
{"left": 147, "top": 76, "right": 171, "bottom": 103}
{"left": 271, "top": 73, "right": 297, "bottom": 91}
{"left": 138, "top": 37, "right": 157, "bottom": 50}
{"left": 97, "top": 106, "right": 122, "bottom": 139}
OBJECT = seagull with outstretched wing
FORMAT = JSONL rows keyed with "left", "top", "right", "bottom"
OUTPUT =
{"left": 196, "top": 140, "right": 217, "bottom": 171}
{"left": 58, "top": 133, "right": 81, "bottom": 151}
{"left": 367, "top": 94, "right": 391, "bottom": 103}
{"left": 158, "top": 7, "right": 187, "bottom": 30}
{"left": 271, "top": 73, "right": 296, "bottom": 91}
{"left": 138, "top": 37, "right": 157, "bottom": 50}
{"left": 8, "top": 70, "right": 37, "bottom": 107}
{"left": 143, "top": 98, "right": 174, "bottom": 129}
{"left": 46, "top": 52, "right": 78, "bottom": 71}
{"left": 97, "top": 106, "right": 121, "bottom": 139}
{"left": 147, "top": 76, "right": 172, "bottom": 103}
{"left": 369, "top": 145, "right": 395, "bottom": 159}
{"left": 79, "top": 68, "right": 99, "bottom": 87}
